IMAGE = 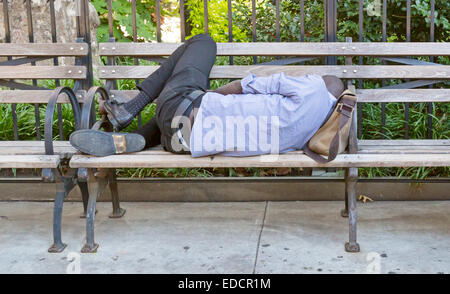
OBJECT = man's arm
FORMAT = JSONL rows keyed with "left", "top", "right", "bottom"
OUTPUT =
{"left": 241, "top": 73, "right": 329, "bottom": 102}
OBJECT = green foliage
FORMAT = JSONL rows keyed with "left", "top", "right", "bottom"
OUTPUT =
{"left": 92, "top": 0, "right": 158, "bottom": 43}
{"left": 185, "top": 0, "right": 248, "bottom": 42}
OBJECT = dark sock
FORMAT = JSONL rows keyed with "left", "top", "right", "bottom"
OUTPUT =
{"left": 124, "top": 91, "right": 152, "bottom": 116}
{"left": 132, "top": 117, "right": 161, "bottom": 149}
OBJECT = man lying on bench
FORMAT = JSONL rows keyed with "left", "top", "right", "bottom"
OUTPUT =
{"left": 70, "top": 33, "right": 344, "bottom": 157}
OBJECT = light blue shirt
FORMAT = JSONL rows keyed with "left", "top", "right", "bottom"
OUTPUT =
{"left": 189, "top": 73, "right": 337, "bottom": 157}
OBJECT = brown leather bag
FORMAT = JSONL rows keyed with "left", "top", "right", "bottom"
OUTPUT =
{"left": 303, "top": 90, "right": 357, "bottom": 163}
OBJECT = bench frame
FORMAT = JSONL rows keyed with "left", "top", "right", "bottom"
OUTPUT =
{"left": 71, "top": 37, "right": 450, "bottom": 253}
{"left": 0, "top": 43, "right": 101, "bottom": 253}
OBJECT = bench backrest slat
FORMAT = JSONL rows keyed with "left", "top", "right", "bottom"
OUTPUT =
{"left": 0, "top": 66, "right": 86, "bottom": 79}
{"left": 99, "top": 65, "right": 450, "bottom": 80}
{"left": 0, "top": 90, "right": 85, "bottom": 104}
{"left": 107, "top": 89, "right": 450, "bottom": 103}
{"left": 0, "top": 43, "right": 88, "bottom": 57}
{"left": 99, "top": 42, "right": 450, "bottom": 57}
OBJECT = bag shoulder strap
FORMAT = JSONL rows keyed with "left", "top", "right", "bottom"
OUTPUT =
{"left": 303, "top": 90, "right": 357, "bottom": 163}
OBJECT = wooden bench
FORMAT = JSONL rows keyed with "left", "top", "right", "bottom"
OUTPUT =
{"left": 69, "top": 39, "right": 450, "bottom": 253}
{"left": 0, "top": 43, "right": 92, "bottom": 253}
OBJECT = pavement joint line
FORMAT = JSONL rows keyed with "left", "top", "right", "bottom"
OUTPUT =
{"left": 252, "top": 200, "right": 268, "bottom": 274}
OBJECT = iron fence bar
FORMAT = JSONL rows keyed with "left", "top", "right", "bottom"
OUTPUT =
{"left": 357, "top": 0, "right": 363, "bottom": 139}
{"left": 156, "top": 0, "right": 162, "bottom": 42}
{"left": 325, "top": 0, "right": 337, "bottom": 65}
{"left": 227, "top": 0, "right": 233, "bottom": 65}
{"left": 300, "top": 0, "right": 304, "bottom": 42}
{"left": 251, "top": 0, "right": 256, "bottom": 64}
{"left": 81, "top": 0, "right": 93, "bottom": 89}
{"left": 404, "top": 0, "right": 411, "bottom": 139}
{"left": 26, "top": 0, "right": 42, "bottom": 141}
{"left": 428, "top": 0, "right": 435, "bottom": 139}
{"left": 180, "top": 0, "right": 186, "bottom": 41}
{"left": 131, "top": 0, "right": 142, "bottom": 128}
{"left": 203, "top": 0, "right": 208, "bottom": 34}
{"left": 381, "top": 0, "right": 387, "bottom": 137}
{"left": 2, "top": 0, "right": 18, "bottom": 140}
{"left": 275, "top": 0, "right": 280, "bottom": 42}
{"left": 106, "top": 0, "right": 116, "bottom": 91}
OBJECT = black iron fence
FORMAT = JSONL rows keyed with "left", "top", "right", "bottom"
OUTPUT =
{"left": 0, "top": 0, "right": 446, "bottom": 142}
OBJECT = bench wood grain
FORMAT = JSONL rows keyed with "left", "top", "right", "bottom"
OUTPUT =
{"left": 0, "top": 90, "right": 86, "bottom": 104}
{"left": 0, "top": 43, "right": 88, "bottom": 57}
{"left": 0, "top": 66, "right": 86, "bottom": 79}
{"left": 99, "top": 65, "right": 450, "bottom": 80}
{"left": 0, "top": 155, "right": 60, "bottom": 168}
{"left": 99, "top": 42, "right": 450, "bottom": 57}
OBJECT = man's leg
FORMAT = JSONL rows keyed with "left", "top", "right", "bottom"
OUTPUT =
{"left": 132, "top": 117, "right": 161, "bottom": 149}
{"left": 155, "top": 34, "right": 217, "bottom": 152}
{"left": 105, "top": 34, "right": 215, "bottom": 130}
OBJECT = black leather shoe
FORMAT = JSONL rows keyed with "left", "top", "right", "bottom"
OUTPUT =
{"left": 103, "top": 100, "right": 135, "bottom": 130}
{"left": 70, "top": 129, "right": 145, "bottom": 156}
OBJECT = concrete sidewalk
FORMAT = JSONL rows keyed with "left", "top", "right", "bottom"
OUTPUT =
{"left": 0, "top": 201, "right": 448, "bottom": 274}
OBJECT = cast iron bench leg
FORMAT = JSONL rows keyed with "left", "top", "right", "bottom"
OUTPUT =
{"left": 108, "top": 170, "right": 126, "bottom": 218}
{"left": 345, "top": 167, "right": 360, "bottom": 252}
{"left": 48, "top": 176, "right": 75, "bottom": 253}
{"left": 341, "top": 169, "right": 350, "bottom": 217}
{"left": 78, "top": 181, "right": 89, "bottom": 218}
{"left": 81, "top": 168, "right": 108, "bottom": 253}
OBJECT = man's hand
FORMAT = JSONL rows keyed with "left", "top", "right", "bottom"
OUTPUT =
{"left": 212, "top": 79, "right": 243, "bottom": 95}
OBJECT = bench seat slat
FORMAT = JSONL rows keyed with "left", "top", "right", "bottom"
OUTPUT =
{"left": 0, "top": 90, "right": 86, "bottom": 104}
{"left": 0, "top": 141, "right": 76, "bottom": 158}
{"left": 0, "top": 43, "right": 88, "bottom": 57}
{"left": 359, "top": 139, "right": 450, "bottom": 146}
{"left": 99, "top": 42, "right": 450, "bottom": 57}
{"left": 69, "top": 152, "right": 450, "bottom": 168}
{"left": 99, "top": 65, "right": 450, "bottom": 80}
{"left": 108, "top": 89, "right": 450, "bottom": 103}
{"left": 0, "top": 66, "right": 86, "bottom": 79}
{"left": 0, "top": 155, "right": 60, "bottom": 168}
{"left": 356, "top": 89, "right": 450, "bottom": 103}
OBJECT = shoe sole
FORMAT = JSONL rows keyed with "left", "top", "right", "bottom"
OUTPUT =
{"left": 70, "top": 129, "right": 146, "bottom": 157}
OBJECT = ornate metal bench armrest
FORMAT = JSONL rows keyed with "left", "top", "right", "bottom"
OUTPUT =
{"left": 77, "top": 86, "right": 112, "bottom": 182}
{"left": 80, "top": 86, "right": 112, "bottom": 131}
{"left": 43, "top": 87, "right": 81, "bottom": 182}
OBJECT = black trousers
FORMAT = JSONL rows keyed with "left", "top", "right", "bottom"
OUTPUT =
{"left": 133, "top": 34, "right": 217, "bottom": 153}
